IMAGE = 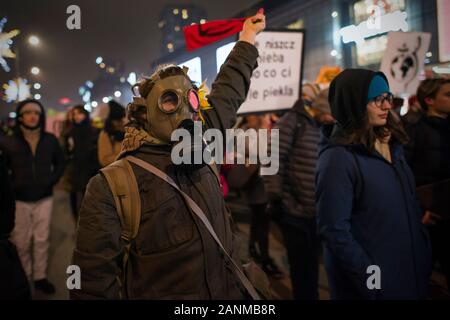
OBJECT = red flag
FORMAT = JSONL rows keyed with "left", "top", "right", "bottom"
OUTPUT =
{"left": 183, "top": 18, "right": 246, "bottom": 51}
{"left": 183, "top": 8, "right": 264, "bottom": 51}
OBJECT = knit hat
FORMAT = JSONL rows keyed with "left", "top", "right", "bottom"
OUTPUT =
{"left": 367, "top": 75, "right": 390, "bottom": 103}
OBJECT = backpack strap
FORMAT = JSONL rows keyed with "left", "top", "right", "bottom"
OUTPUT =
{"left": 100, "top": 159, "right": 141, "bottom": 242}
{"left": 100, "top": 158, "right": 141, "bottom": 299}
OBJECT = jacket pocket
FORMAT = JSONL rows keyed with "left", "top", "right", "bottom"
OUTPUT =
{"left": 138, "top": 189, "right": 195, "bottom": 254}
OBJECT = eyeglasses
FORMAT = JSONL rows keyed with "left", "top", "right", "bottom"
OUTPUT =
{"left": 371, "top": 93, "right": 394, "bottom": 108}
{"left": 158, "top": 89, "right": 199, "bottom": 114}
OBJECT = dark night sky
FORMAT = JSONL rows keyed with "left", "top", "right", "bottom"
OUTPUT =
{"left": 0, "top": 0, "right": 260, "bottom": 116}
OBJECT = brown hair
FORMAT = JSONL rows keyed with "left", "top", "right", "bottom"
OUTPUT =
{"left": 417, "top": 78, "right": 450, "bottom": 110}
{"left": 335, "top": 111, "right": 409, "bottom": 151}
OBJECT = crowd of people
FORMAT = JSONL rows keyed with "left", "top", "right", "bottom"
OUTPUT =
{"left": 0, "top": 10, "right": 449, "bottom": 300}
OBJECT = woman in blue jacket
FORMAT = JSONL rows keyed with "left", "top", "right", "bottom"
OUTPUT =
{"left": 316, "top": 69, "right": 432, "bottom": 299}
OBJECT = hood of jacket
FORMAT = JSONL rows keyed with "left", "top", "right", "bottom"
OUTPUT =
{"left": 328, "top": 69, "right": 389, "bottom": 132}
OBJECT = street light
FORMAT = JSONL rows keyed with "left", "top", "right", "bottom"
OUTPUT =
{"left": 31, "top": 66, "right": 40, "bottom": 75}
{"left": 28, "top": 35, "right": 40, "bottom": 46}
{"left": 114, "top": 91, "right": 122, "bottom": 98}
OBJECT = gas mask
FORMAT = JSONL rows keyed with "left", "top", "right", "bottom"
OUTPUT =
{"left": 131, "top": 66, "right": 208, "bottom": 168}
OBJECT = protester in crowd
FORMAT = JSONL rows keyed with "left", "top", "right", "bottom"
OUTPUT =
{"left": 62, "top": 105, "right": 100, "bottom": 220}
{"left": 97, "top": 100, "right": 126, "bottom": 167}
{"left": 237, "top": 114, "right": 283, "bottom": 278}
{"left": 264, "top": 86, "right": 334, "bottom": 299}
{"left": 71, "top": 11, "right": 267, "bottom": 299}
{"left": 0, "top": 146, "right": 31, "bottom": 300}
{"left": 404, "top": 78, "right": 450, "bottom": 293}
{"left": 316, "top": 69, "right": 432, "bottom": 300}
{"left": 0, "top": 99, "right": 65, "bottom": 295}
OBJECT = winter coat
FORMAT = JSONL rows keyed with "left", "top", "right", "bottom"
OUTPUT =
{"left": 0, "top": 102, "right": 65, "bottom": 202}
{"left": 0, "top": 147, "right": 31, "bottom": 299}
{"left": 404, "top": 115, "right": 450, "bottom": 187}
{"left": 63, "top": 120, "right": 100, "bottom": 191}
{"left": 264, "top": 102, "right": 321, "bottom": 219}
{"left": 316, "top": 69, "right": 432, "bottom": 300}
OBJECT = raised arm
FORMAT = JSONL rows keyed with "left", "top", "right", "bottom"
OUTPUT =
{"left": 203, "top": 11, "right": 265, "bottom": 133}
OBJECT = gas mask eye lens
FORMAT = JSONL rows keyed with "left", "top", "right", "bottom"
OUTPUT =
{"left": 188, "top": 89, "right": 200, "bottom": 112}
{"left": 159, "top": 91, "right": 180, "bottom": 113}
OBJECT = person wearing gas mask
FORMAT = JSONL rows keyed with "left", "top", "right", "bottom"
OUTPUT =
{"left": 71, "top": 11, "right": 266, "bottom": 300}
{"left": 0, "top": 99, "right": 65, "bottom": 295}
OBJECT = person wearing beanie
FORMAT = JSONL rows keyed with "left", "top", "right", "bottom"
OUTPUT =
{"left": 62, "top": 105, "right": 100, "bottom": 220}
{"left": 316, "top": 69, "right": 432, "bottom": 299}
{"left": 263, "top": 88, "right": 334, "bottom": 299}
{"left": 97, "top": 100, "right": 127, "bottom": 167}
{"left": 0, "top": 99, "right": 65, "bottom": 295}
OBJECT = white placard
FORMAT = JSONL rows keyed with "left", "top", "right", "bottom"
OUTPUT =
{"left": 237, "top": 31, "right": 304, "bottom": 114}
{"left": 380, "top": 31, "right": 431, "bottom": 95}
{"left": 178, "top": 57, "right": 202, "bottom": 85}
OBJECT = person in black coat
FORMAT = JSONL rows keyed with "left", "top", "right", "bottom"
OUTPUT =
{"left": 0, "top": 99, "right": 65, "bottom": 295}
{"left": 63, "top": 105, "right": 100, "bottom": 220}
{"left": 0, "top": 147, "right": 31, "bottom": 299}
{"left": 404, "top": 78, "right": 450, "bottom": 293}
{"left": 316, "top": 69, "right": 432, "bottom": 299}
